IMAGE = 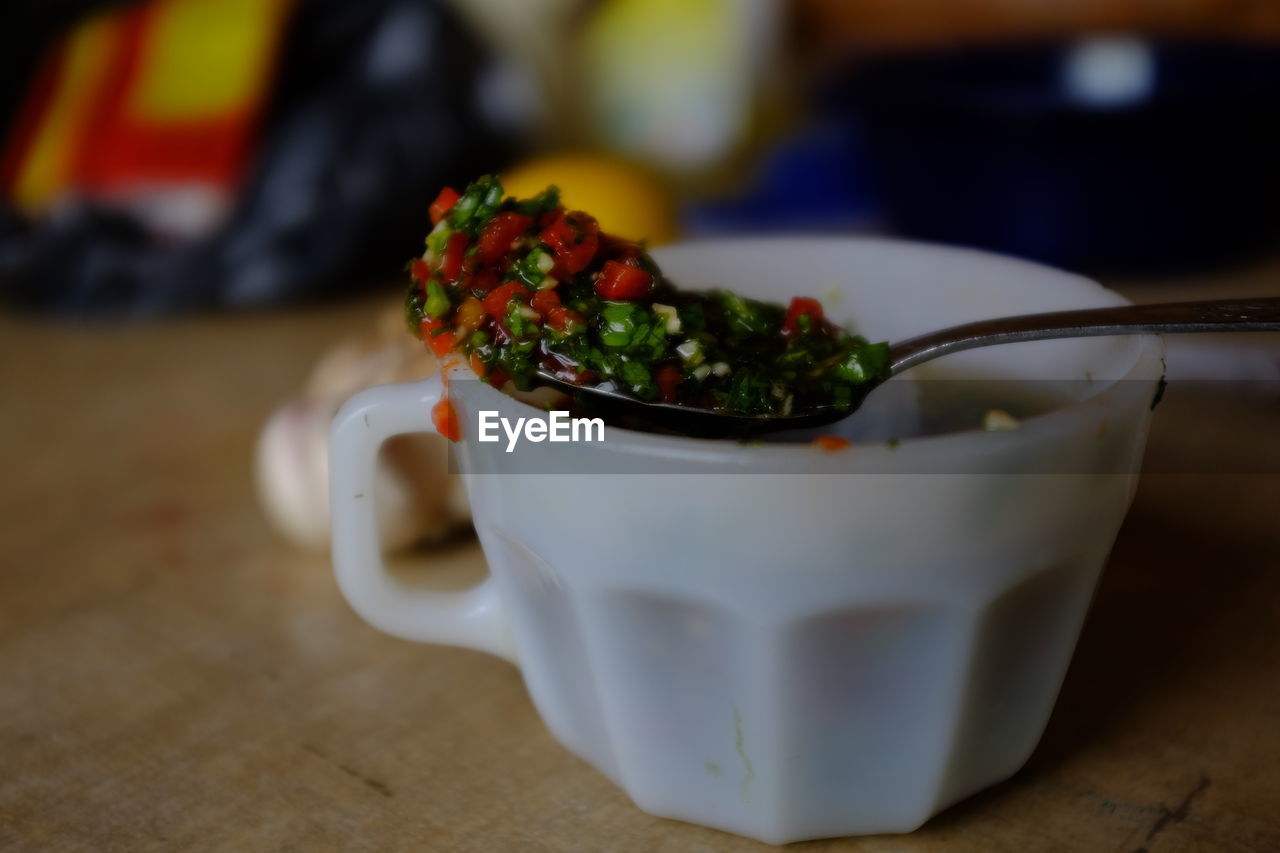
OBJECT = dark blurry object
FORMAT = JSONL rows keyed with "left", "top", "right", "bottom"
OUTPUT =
{"left": 832, "top": 40, "right": 1280, "bottom": 272}
{"left": 682, "top": 120, "right": 879, "bottom": 234}
{"left": 793, "top": 0, "right": 1280, "bottom": 51}
{"left": 0, "top": 2, "right": 135, "bottom": 145}
{"left": 0, "top": 0, "right": 511, "bottom": 315}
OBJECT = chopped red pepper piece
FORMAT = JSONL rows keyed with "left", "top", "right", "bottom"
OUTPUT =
{"left": 477, "top": 212, "right": 534, "bottom": 266}
{"left": 410, "top": 258, "right": 430, "bottom": 283}
{"left": 783, "top": 297, "right": 825, "bottom": 337}
{"left": 432, "top": 398, "right": 460, "bottom": 441}
{"left": 656, "top": 364, "right": 682, "bottom": 403}
{"left": 429, "top": 187, "right": 460, "bottom": 225}
{"left": 813, "top": 435, "right": 851, "bottom": 452}
{"left": 540, "top": 211, "right": 600, "bottom": 275}
{"left": 483, "top": 281, "right": 530, "bottom": 320}
{"left": 529, "top": 288, "right": 560, "bottom": 317}
{"left": 467, "top": 268, "right": 499, "bottom": 294}
{"left": 595, "top": 260, "right": 653, "bottom": 301}
{"left": 426, "top": 329, "right": 455, "bottom": 358}
{"left": 420, "top": 317, "right": 455, "bottom": 355}
{"left": 545, "top": 305, "right": 582, "bottom": 333}
{"left": 440, "top": 232, "right": 468, "bottom": 282}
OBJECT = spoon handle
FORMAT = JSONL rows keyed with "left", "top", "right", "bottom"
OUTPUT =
{"left": 888, "top": 297, "right": 1280, "bottom": 375}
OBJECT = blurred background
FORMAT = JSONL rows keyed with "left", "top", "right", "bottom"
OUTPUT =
{"left": 3, "top": 0, "right": 1280, "bottom": 316}
{"left": 1, "top": 0, "right": 1278, "bottom": 548}
{"left": 3, "top": 6, "right": 1279, "bottom": 846}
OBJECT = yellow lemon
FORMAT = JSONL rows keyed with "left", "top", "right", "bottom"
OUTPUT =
{"left": 501, "top": 154, "right": 678, "bottom": 246}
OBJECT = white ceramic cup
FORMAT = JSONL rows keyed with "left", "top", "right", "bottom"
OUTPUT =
{"left": 330, "top": 238, "right": 1164, "bottom": 844}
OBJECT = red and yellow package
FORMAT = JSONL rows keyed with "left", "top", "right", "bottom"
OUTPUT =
{"left": 2, "top": 0, "right": 294, "bottom": 234}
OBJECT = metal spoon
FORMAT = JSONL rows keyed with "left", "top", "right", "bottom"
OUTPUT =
{"left": 532, "top": 297, "right": 1280, "bottom": 437}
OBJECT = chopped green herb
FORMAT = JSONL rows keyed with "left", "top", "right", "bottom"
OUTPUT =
{"left": 424, "top": 281, "right": 450, "bottom": 319}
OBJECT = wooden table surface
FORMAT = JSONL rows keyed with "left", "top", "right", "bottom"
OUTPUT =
{"left": 2, "top": 263, "right": 1278, "bottom": 852}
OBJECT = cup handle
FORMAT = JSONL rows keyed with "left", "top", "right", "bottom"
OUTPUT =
{"left": 329, "top": 377, "right": 513, "bottom": 661}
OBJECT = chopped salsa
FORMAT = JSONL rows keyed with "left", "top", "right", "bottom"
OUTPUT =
{"left": 405, "top": 176, "right": 889, "bottom": 420}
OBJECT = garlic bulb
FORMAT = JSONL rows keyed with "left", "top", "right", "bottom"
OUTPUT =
{"left": 255, "top": 306, "right": 471, "bottom": 552}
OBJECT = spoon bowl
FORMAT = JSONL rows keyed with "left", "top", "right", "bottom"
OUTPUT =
{"left": 535, "top": 297, "right": 1280, "bottom": 436}
{"left": 530, "top": 370, "right": 867, "bottom": 437}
